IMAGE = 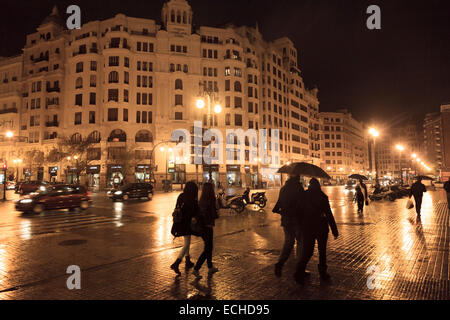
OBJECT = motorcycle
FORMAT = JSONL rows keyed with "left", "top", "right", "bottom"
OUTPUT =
{"left": 216, "top": 191, "right": 246, "bottom": 213}
{"left": 243, "top": 189, "right": 267, "bottom": 208}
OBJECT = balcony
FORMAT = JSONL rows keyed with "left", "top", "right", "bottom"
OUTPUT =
{"left": 22, "top": 92, "right": 29, "bottom": 97}
{"left": 224, "top": 55, "right": 242, "bottom": 61}
{"left": 45, "top": 121, "right": 59, "bottom": 128}
{"left": 0, "top": 107, "right": 18, "bottom": 114}
{"left": 89, "top": 48, "right": 98, "bottom": 53}
{"left": 33, "top": 56, "right": 49, "bottom": 63}
{"left": 130, "top": 30, "right": 156, "bottom": 37}
{"left": 46, "top": 87, "right": 60, "bottom": 93}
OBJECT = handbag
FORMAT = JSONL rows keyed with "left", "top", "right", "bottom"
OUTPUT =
{"left": 171, "top": 201, "right": 184, "bottom": 237}
{"left": 190, "top": 216, "right": 204, "bottom": 235}
{"left": 406, "top": 199, "right": 414, "bottom": 210}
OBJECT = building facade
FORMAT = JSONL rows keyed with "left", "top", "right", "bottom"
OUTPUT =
{"left": 0, "top": 0, "right": 321, "bottom": 189}
{"left": 319, "top": 109, "right": 369, "bottom": 183}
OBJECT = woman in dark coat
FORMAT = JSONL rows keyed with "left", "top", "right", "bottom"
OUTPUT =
{"left": 170, "top": 181, "right": 199, "bottom": 275}
{"left": 295, "top": 178, "right": 339, "bottom": 284}
{"left": 193, "top": 182, "right": 219, "bottom": 278}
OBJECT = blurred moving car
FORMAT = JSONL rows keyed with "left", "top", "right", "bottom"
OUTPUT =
{"left": 15, "top": 185, "right": 92, "bottom": 214}
{"left": 16, "top": 181, "right": 48, "bottom": 195}
{"left": 6, "top": 181, "right": 16, "bottom": 190}
{"left": 108, "top": 183, "right": 154, "bottom": 201}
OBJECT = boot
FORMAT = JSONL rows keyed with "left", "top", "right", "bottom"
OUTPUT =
{"left": 274, "top": 263, "right": 283, "bottom": 278}
{"left": 170, "top": 259, "right": 182, "bottom": 275}
{"left": 185, "top": 256, "right": 194, "bottom": 269}
{"left": 318, "top": 264, "right": 330, "bottom": 281}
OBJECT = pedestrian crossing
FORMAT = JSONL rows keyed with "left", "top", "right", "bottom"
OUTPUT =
{"left": 0, "top": 210, "right": 129, "bottom": 239}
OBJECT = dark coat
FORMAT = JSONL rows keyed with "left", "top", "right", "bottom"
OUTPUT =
{"left": 444, "top": 181, "right": 450, "bottom": 193}
{"left": 273, "top": 178, "right": 306, "bottom": 228}
{"left": 410, "top": 181, "right": 427, "bottom": 199}
{"left": 175, "top": 193, "right": 199, "bottom": 236}
{"left": 198, "top": 200, "right": 219, "bottom": 227}
{"left": 300, "top": 189, "right": 338, "bottom": 237}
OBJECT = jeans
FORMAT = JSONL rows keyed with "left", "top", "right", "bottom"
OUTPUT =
{"left": 177, "top": 235, "right": 191, "bottom": 260}
{"left": 195, "top": 227, "right": 214, "bottom": 270}
{"left": 414, "top": 196, "right": 423, "bottom": 216}
{"left": 296, "top": 231, "right": 328, "bottom": 275}
{"left": 277, "top": 226, "right": 301, "bottom": 266}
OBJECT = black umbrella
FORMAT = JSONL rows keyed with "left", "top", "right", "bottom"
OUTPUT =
{"left": 416, "top": 175, "right": 434, "bottom": 181}
{"left": 348, "top": 174, "right": 368, "bottom": 181}
{"left": 277, "top": 162, "right": 331, "bottom": 180}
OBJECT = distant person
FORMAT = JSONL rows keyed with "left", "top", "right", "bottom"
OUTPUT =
{"left": 170, "top": 181, "right": 199, "bottom": 275}
{"left": 272, "top": 174, "right": 306, "bottom": 278}
{"left": 444, "top": 178, "right": 450, "bottom": 209}
{"left": 243, "top": 187, "right": 251, "bottom": 204}
{"left": 354, "top": 185, "right": 365, "bottom": 213}
{"left": 295, "top": 178, "right": 339, "bottom": 284}
{"left": 409, "top": 177, "right": 427, "bottom": 220}
{"left": 193, "top": 182, "right": 219, "bottom": 278}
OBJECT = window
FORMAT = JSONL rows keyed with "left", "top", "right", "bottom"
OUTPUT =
{"left": 235, "top": 114, "right": 243, "bottom": 126}
{"left": 137, "top": 93, "right": 141, "bottom": 105}
{"left": 234, "top": 97, "right": 242, "bottom": 108}
{"left": 108, "top": 108, "right": 118, "bottom": 121}
{"left": 124, "top": 71, "right": 129, "bottom": 84}
{"left": 124, "top": 89, "right": 129, "bottom": 102}
{"left": 75, "top": 77, "right": 83, "bottom": 89}
{"left": 175, "top": 94, "right": 183, "bottom": 106}
{"left": 123, "top": 109, "right": 128, "bottom": 122}
{"left": 108, "top": 89, "right": 119, "bottom": 102}
{"left": 109, "top": 56, "right": 119, "bottom": 67}
{"left": 90, "top": 61, "right": 97, "bottom": 71}
{"left": 225, "top": 67, "right": 231, "bottom": 76}
{"left": 75, "top": 94, "right": 82, "bottom": 106}
{"left": 89, "top": 111, "right": 95, "bottom": 124}
{"left": 234, "top": 81, "right": 242, "bottom": 92}
{"left": 90, "top": 75, "right": 96, "bottom": 87}
{"left": 124, "top": 57, "right": 129, "bottom": 68}
{"left": 175, "top": 79, "right": 183, "bottom": 90}
{"left": 225, "top": 114, "right": 231, "bottom": 125}
{"left": 74, "top": 112, "right": 82, "bottom": 125}
{"left": 109, "top": 71, "right": 119, "bottom": 83}
{"left": 76, "top": 62, "right": 83, "bottom": 73}
{"left": 89, "top": 93, "right": 96, "bottom": 105}
{"left": 225, "top": 80, "right": 230, "bottom": 91}
{"left": 234, "top": 68, "right": 242, "bottom": 77}
{"left": 175, "top": 112, "right": 183, "bottom": 120}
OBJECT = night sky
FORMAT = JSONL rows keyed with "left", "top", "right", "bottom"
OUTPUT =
{"left": 1, "top": 0, "right": 449, "bottom": 125}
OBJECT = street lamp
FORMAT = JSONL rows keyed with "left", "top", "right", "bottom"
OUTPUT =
{"left": 395, "top": 144, "right": 404, "bottom": 184}
{"left": 5, "top": 131, "right": 14, "bottom": 138}
{"left": 196, "top": 83, "right": 222, "bottom": 184}
{"left": 369, "top": 128, "right": 380, "bottom": 184}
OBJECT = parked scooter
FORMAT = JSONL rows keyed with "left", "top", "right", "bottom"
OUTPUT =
{"left": 216, "top": 190, "right": 246, "bottom": 213}
{"left": 243, "top": 188, "right": 267, "bottom": 208}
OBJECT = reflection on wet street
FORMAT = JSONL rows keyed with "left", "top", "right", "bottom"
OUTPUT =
{"left": 0, "top": 186, "right": 448, "bottom": 300}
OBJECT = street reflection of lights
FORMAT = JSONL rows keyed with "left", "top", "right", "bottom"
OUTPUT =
{"left": 113, "top": 202, "right": 123, "bottom": 225}
{"left": 20, "top": 220, "right": 32, "bottom": 240}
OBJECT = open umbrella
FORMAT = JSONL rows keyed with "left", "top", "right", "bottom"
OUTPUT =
{"left": 416, "top": 175, "right": 434, "bottom": 181}
{"left": 348, "top": 174, "right": 368, "bottom": 181}
{"left": 277, "top": 162, "right": 331, "bottom": 180}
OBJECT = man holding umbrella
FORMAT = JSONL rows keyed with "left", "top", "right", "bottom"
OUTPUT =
{"left": 272, "top": 173, "right": 306, "bottom": 277}
{"left": 409, "top": 177, "right": 427, "bottom": 220}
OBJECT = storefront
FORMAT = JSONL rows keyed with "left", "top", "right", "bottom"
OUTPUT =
{"left": 202, "top": 164, "right": 219, "bottom": 185}
{"left": 37, "top": 167, "right": 44, "bottom": 182}
{"left": 226, "top": 165, "right": 241, "bottom": 187}
{"left": 171, "top": 164, "right": 186, "bottom": 184}
{"left": 250, "top": 165, "right": 259, "bottom": 188}
{"left": 86, "top": 165, "right": 101, "bottom": 188}
{"left": 135, "top": 164, "right": 151, "bottom": 182}
{"left": 66, "top": 167, "right": 79, "bottom": 184}
{"left": 107, "top": 165, "right": 123, "bottom": 188}
{"left": 48, "top": 166, "right": 59, "bottom": 182}
{"left": 23, "top": 168, "right": 31, "bottom": 180}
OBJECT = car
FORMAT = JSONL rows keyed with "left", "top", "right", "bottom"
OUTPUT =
{"left": 16, "top": 181, "right": 48, "bottom": 195}
{"left": 6, "top": 181, "right": 16, "bottom": 190}
{"left": 15, "top": 185, "right": 92, "bottom": 214}
{"left": 110, "top": 183, "right": 154, "bottom": 201}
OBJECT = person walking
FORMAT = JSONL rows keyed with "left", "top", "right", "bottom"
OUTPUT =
{"left": 295, "top": 178, "right": 339, "bottom": 284}
{"left": 354, "top": 185, "right": 365, "bottom": 213}
{"left": 193, "top": 182, "right": 219, "bottom": 278}
{"left": 409, "top": 177, "right": 427, "bottom": 220}
{"left": 272, "top": 174, "right": 307, "bottom": 277}
{"left": 359, "top": 179, "right": 369, "bottom": 206}
{"left": 170, "top": 181, "right": 199, "bottom": 275}
{"left": 444, "top": 178, "right": 450, "bottom": 209}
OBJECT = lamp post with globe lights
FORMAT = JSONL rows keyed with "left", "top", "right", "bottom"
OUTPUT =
{"left": 369, "top": 128, "right": 380, "bottom": 184}
{"left": 395, "top": 144, "right": 404, "bottom": 184}
{"left": 196, "top": 83, "right": 222, "bottom": 184}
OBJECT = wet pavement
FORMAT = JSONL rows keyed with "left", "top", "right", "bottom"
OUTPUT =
{"left": 0, "top": 186, "right": 448, "bottom": 300}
